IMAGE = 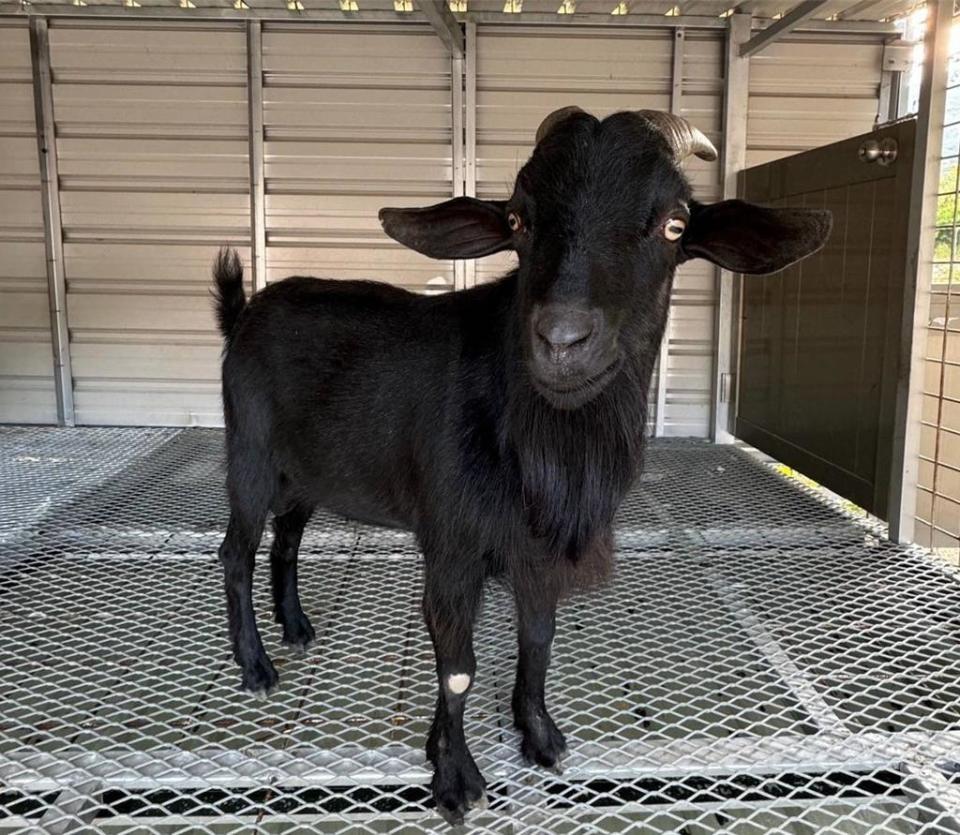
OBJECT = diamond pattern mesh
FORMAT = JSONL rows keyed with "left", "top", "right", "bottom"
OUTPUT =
{"left": 2, "top": 427, "right": 960, "bottom": 833}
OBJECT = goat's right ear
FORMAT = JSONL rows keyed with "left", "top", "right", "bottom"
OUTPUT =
{"left": 379, "top": 197, "right": 512, "bottom": 260}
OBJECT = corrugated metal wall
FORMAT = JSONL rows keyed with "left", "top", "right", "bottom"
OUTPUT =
{"left": 746, "top": 34, "right": 886, "bottom": 168}
{"left": 262, "top": 24, "right": 453, "bottom": 292}
{"left": 0, "top": 18, "right": 884, "bottom": 434}
{"left": 49, "top": 20, "right": 249, "bottom": 426}
{"left": 0, "top": 19, "right": 56, "bottom": 424}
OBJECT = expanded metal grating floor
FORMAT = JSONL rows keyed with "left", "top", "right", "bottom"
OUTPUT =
{"left": 3, "top": 428, "right": 960, "bottom": 834}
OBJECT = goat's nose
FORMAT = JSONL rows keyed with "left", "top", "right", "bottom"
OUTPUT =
{"left": 536, "top": 308, "right": 595, "bottom": 353}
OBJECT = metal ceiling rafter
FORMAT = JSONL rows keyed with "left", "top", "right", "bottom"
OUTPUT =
{"left": 739, "top": 0, "right": 830, "bottom": 57}
{"left": 837, "top": 0, "right": 885, "bottom": 19}
{"left": 457, "top": 9, "right": 895, "bottom": 31}
{"left": 417, "top": 0, "right": 463, "bottom": 58}
{"left": 0, "top": 5, "right": 901, "bottom": 33}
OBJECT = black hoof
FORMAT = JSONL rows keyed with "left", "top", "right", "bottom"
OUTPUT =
{"left": 431, "top": 752, "right": 487, "bottom": 827}
{"left": 280, "top": 609, "right": 316, "bottom": 653}
{"left": 517, "top": 711, "right": 567, "bottom": 772}
{"left": 239, "top": 653, "right": 279, "bottom": 696}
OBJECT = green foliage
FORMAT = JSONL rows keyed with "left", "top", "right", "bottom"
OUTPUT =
{"left": 935, "top": 159, "right": 960, "bottom": 282}
{"left": 939, "top": 159, "right": 959, "bottom": 226}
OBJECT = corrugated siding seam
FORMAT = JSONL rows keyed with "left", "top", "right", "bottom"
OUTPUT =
{"left": 747, "top": 34, "right": 885, "bottom": 168}
{"left": 262, "top": 23, "right": 453, "bottom": 293}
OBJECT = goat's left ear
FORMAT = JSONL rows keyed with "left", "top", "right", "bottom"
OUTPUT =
{"left": 680, "top": 199, "right": 832, "bottom": 275}
{"left": 379, "top": 197, "right": 511, "bottom": 260}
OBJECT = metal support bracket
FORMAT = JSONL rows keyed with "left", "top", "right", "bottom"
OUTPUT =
{"left": 417, "top": 0, "right": 463, "bottom": 58}
{"left": 247, "top": 20, "right": 267, "bottom": 293}
{"left": 739, "top": 0, "right": 829, "bottom": 58}
{"left": 29, "top": 15, "right": 75, "bottom": 427}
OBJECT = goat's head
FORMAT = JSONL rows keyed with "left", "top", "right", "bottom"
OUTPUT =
{"left": 380, "top": 107, "right": 831, "bottom": 409}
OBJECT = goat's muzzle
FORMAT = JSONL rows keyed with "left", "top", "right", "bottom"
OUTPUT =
{"left": 529, "top": 304, "right": 621, "bottom": 409}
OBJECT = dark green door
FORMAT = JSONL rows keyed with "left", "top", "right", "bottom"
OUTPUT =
{"left": 736, "top": 120, "right": 916, "bottom": 520}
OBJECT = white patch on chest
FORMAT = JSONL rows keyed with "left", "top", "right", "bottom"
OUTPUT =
{"left": 446, "top": 673, "right": 471, "bottom": 695}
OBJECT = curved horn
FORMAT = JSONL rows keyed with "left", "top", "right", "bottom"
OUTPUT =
{"left": 535, "top": 105, "right": 585, "bottom": 144}
{"left": 635, "top": 110, "right": 718, "bottom": 162}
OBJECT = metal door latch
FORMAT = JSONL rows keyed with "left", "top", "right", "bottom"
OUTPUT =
{"left": 858, "top": 137, "right": 898, "bottom": 166}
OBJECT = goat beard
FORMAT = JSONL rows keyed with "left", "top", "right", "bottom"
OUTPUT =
{"left": 508, "top": 359, "right": 647, "bottom": 568}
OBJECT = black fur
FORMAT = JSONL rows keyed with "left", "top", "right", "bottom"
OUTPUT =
{"left": 214, "top": 108, "right": 831, "bottom": 825}
{"left": 212, "top": 247, "right": 246, "bottom": 344}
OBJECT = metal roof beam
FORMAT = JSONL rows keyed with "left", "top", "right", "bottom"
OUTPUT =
{"left": 417, "top": 1, "right": 463, "bottom": 58}
{"left": 837, "top": 0, "right": 884, "bottom": 20}
{"left": 739, "top": 0, "right": 830, "bottom": 57}
{"left": 0, "top": 4, "right": 900, "bottom": 33}
{"left": 457, "top": 10, "right": 896, "bottom": 33}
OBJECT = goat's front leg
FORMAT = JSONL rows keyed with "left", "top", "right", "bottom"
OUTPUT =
{"left": 512, "top": 583, "right": 566, "bottom": 771}
{"left": 422, "top": 560, "right": 487, "bottom": 826}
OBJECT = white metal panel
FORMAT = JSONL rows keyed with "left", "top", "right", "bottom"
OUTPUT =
{"left": 475, "top": 24, "right": 723, "bottom": 437}
{"left": 1, "top": 17, "right": 886, "bottom": 433}
{"left": 262, "top": 23, "right": 453, "bottom": 292}
{"left": 746, "top": 34, "right": 884, "bottom": 168}
{"left": 0, "top": 19, "right": 57, "bottom": 424}
{"left": 48, "top": 20, "right": 250, "bottom": 426}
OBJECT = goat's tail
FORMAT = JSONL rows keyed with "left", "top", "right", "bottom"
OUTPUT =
{"left": 213, "top": 247, "right": 246, "bottom": 342}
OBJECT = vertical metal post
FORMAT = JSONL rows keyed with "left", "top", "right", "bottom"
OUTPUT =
{"left": 896, "top": 62, "right": 913, "bottom": 119}
{"left": 889, "top": 69, "right": 904, "bottom": 121}
{"left": 655, "top": 27, "right": 684, "bottom": 437}
{"left": 877, "top": 70, "right": 895, "bottom": 126}
{"left": 464, "top": 20, "right": 477, "bottom": 288}
{"left": 29, "top": 16, "right": 75, "bottom": 427}
{"left": 247, "top": 20, "right": 267, "bottom": 293}
{"left": 670, "top": 26, "right": 684, "bottom": 114}
{"left": 889, "top": 0, "right": 952, "bottom": 544}
{"left": 452, "top": 52, "right": 465, "bottom": 291}
{"left": 712, "top": 13, "right": 750, "bottom": 444}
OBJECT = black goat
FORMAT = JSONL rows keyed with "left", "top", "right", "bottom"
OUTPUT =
{"left": 213, "top": 106, "right": 830, "bottom": 825}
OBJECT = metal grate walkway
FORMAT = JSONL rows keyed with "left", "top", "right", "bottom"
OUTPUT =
{"left": 2, "top": 427, "right": 960, "bottom": 834}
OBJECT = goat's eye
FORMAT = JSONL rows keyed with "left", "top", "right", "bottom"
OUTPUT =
{"left": 507, "top": 211, "right": 524, "bottom": 233}
{"left": 662, "top": 217, "right": 686, "bottom": 242}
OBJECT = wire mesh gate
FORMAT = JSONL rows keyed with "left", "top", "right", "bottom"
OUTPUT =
{"left": 2, "top": 427, "right": 960, "bottom": 834}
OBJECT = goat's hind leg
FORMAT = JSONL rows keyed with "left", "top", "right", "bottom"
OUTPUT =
{"left": 270, "top": 502, "right": 316, "bottom": 653}
{"left": 220, "top": 494, "right": 276, "bottom": 696}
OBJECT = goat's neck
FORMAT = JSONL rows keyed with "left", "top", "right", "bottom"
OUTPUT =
{"left": 501, "top": 299, "right": 660, "bottom": 560}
